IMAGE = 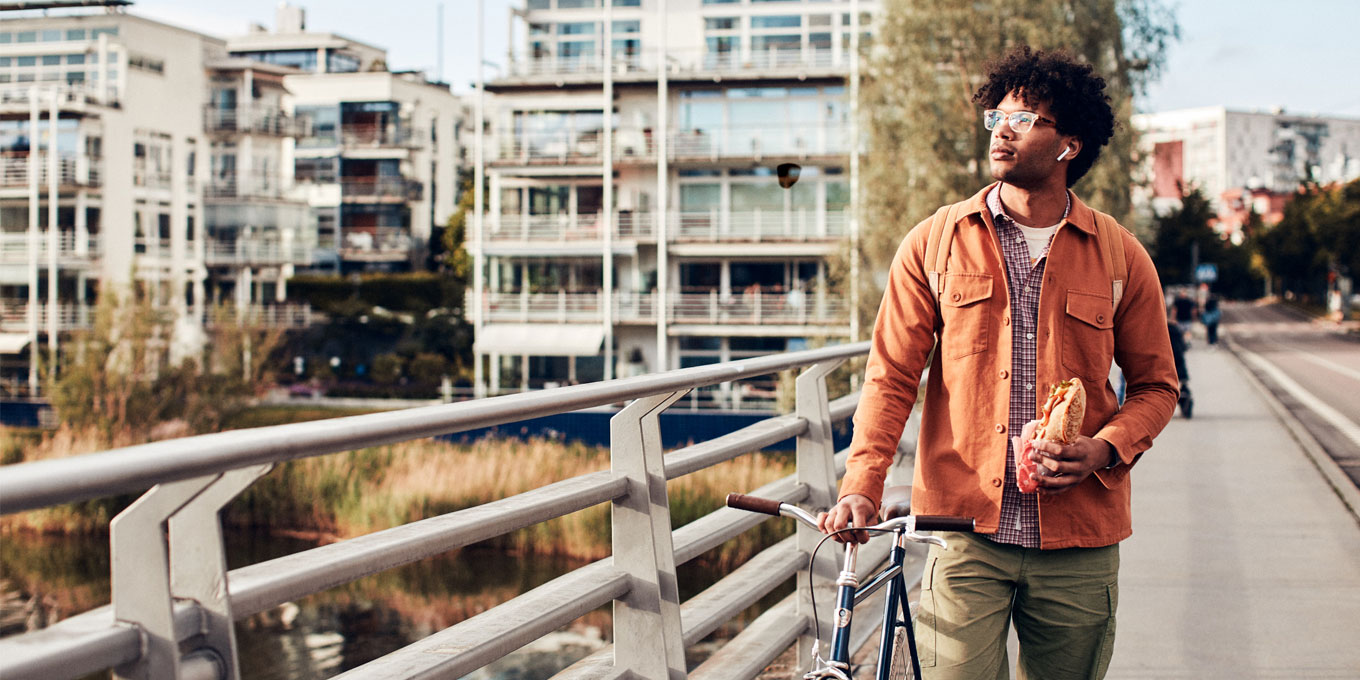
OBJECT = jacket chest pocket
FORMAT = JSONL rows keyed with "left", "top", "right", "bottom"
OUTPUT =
{"left": 1062, "top": 290, "right": 1115, "bottom": 382}
{"left": 938, "top": 273, "right": 993, "bottom": 359}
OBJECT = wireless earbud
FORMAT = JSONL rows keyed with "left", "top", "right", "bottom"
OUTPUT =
{"left": 1057, "top": 147, "right": 1072, "bottom": 161}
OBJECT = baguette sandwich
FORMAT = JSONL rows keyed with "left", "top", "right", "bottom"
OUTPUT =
{"left": 1015, "top": 378, "right": 1086, "bottom": 494}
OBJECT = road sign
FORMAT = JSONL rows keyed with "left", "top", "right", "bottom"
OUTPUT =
{"left": 1196, "top": 263, "right": 1218, "bottom": 283}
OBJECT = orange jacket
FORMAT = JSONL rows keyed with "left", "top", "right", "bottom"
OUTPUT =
{"left": 840, "top": 184, "right": 1179, "bottom": 549}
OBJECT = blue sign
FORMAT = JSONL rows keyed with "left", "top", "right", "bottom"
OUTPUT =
{"left": 1195, "top": 263, "right": 1218, "bottom": 283}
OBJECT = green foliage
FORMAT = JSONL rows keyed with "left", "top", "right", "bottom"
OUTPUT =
{"left": 1148, "top": 188, "right": 1262, "bottom": 299}
{"left": 1257, "top": 179, "right": 1360, "bottom": 301}
{"left": 288, "top": 272, "right": 447, "bottom": 315}
{"left": 851, "top": 0, "right": 1178, "bottom": 325}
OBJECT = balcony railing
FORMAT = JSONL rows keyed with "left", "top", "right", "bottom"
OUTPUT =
{"left": 475, "top": 289, "right": 845, "bottom": 326}
{"left": 670, "top": 290, "right": 848, "bottom": 325}
{"left": 493, "top": 124, "right": 847, "bottom": 164}
{"left": 499, "top": 46, "right": 847, "bottom": 81}
{"left": 0, "top": 154, "right": 101, "bottom": 188}
{"left": 203, "top": 106, "right": 300, "bottom": 137}
{"left": 0, "top": 302, "right": 95, "bottom": 333}
{"left": 204, "top": 238, "right": 315, "bottom": 266}
{"left": 673, "top": 209, "right": 847, "bottom": 241}
{"left": 486, "top": 212, "right": 655, "bottom": 242}
{"left": 0, "top": 82, "right": 119, "bottom": 109}
{"left": 0, "top": 231, "right": 99, "bottom": 262}
{"left": 340, "top": 227, "right": 412, "bottom": 261}
{"left": 204, "top": 178, "right": 286, "bottom": 200}
{"left": 340, "top": 177, "right": 423, "bottom": 202}
{"left": 341, "top": 124, "right": 418, "bottom": 149}
{"left": 203, "top": 303, "right": 317, "bottom": 329}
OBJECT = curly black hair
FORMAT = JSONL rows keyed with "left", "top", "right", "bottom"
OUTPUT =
{"left": 972, "top": 45, "right": 1115, "bottom": 187}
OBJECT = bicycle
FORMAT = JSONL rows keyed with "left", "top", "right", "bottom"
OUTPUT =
{"left": 726, "top": 490, "right": 974, "bottom": 680}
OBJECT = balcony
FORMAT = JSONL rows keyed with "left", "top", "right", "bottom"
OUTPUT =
{"left": 493, "top": 125, "right": 847, "bottom": 165}
{"left": 203, "top": 303, "right": 318, "bottom": 329}
{"left": 0, "top": 231, "right": 99, "bottom": 264}
{"left": 485, "top": 212, "right": 655, "bottom": 243}
{"left": 203, "top": 106, "right": 300, "bottom": 137}
{"left": 480, "top": 290, "right": 657, "bottom": 324}
{"left": 0, "top": 154, "right": 101, "bottom": 189}
{"left": 204, "top": 238, "right": 315, "bottom": 266}
{"left": 0, "top": 83, "right": 119, "bottom": 113}
{"left": 0, "top": 302, "right": 95, "bottom": 333}
{"left": 673, "top": 210, "right": 847, "bottom": 242}
{"left": 340, "top": 177, "right": 423, "bottom": 203}
{"left": 670, "top": 290, "right": 849, "bottom": 326}
{"left": 475, "top": 289, "right": 846, "bottom": 326}
{"left": 496, "top": 46, "right": 848, "bottom": 84}
{"left": 340, "top": 226, "right": 412, "bottom": 262}
{"left": 341, "top": 124, "right": 418, "bottom": 149}
{"left": 204, "top": 178, "right": 287, "bottom": 200}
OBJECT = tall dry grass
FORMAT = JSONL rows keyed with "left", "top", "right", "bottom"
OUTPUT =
{"left": 5, "top": 425, "right": 794, "bottom": 562}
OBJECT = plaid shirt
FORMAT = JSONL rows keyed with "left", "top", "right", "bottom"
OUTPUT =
{"left": 987, "top": 185, "right": 1070, "bottom": 548}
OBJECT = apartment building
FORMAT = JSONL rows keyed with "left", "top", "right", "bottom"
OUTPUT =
{"left": 474, "top": 0, "right": 874, "bottom": 406}
{"left": 0, "top": 3, "right": 464, "bottom": 395}
{"left": 1133, "top": 106, "right": 1360, "bottom": 237}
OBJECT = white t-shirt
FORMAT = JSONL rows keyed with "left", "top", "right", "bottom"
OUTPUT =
{"left": 1016, "top": 223, "right": 1060, "bottom": 262}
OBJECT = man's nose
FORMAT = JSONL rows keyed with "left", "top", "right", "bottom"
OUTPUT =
{"left": 993, "top": 123, "right": 1015, "bottom": 141}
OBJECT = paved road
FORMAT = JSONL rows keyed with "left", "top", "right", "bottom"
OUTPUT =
{"left": 1107, "top": 333, "right": 1360, "bottom": 679}
{"left": 1220, "top": 302, "right": 1360, "bottom": 488}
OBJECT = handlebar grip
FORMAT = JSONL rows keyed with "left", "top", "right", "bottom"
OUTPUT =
{"left": 726, "top": 493, "right": 783, "bottom": 516}
{"left": 914, "top": 515, "right": 975, "bottom": 532}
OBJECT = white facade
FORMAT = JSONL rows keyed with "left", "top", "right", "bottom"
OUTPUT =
{"left": 0, "top": 5, "right": 465, "bottom": 395}
{"left": 1133, "top": 106, "right": 1360, "bottom": 213}
{"left": 474, "top": 0, "right": 875, "bottom": 406}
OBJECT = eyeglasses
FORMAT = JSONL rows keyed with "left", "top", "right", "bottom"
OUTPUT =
{"left": 983, "top": 109, "right": 1057, "bottom": 134}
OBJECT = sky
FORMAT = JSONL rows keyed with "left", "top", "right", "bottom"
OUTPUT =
{"left": 114, "top": 0, "right": 1360, "bottom": 118}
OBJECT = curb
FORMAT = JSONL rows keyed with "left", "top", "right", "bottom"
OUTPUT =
{"left": 1224, "top": 336, "right": 1360, "bottom": 527}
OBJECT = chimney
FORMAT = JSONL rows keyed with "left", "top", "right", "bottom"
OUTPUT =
{"left": 276, "top": 2, "right": 306, "bottom": 34}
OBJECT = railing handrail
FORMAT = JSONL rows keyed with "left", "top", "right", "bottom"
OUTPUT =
{"left": 0, "top": 341, "right": 868, "bottom": 514}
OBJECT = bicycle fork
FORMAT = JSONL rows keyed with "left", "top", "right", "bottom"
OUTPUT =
{"left": 875, "top": 532, "right": 921, "bottom": 680}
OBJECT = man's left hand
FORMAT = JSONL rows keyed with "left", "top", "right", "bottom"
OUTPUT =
{"left": 1028, "top": 436, "right": 1115, "bottom": 495}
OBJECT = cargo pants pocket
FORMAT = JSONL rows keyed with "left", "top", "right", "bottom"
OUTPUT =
{"left": 914, "top": 553, "right": 939, "bottom": 668}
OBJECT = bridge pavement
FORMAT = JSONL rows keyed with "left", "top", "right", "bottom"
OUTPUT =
{"left": 1105, "top": 343, "right": 1360, "bottom": 678}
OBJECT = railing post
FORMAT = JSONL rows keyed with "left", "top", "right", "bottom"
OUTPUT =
{"left": 168, "top": 464, "right": 274, "bottom": 680}
{"left": 795, "top": 358, "right": 847, "bottom": 674}
{"left": 610, "top": 390, "right": 688, "bottom": 680}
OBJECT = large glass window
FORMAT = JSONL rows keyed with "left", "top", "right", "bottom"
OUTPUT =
{"left": 752, "top": 15, "right": 801, "bottom": 29}
{"left": 296, "top": 105, "right": 339, "bottom": 147}
{"left": 295, "top": 157, "right": 338, "bottom": 183}
{"left": 680, "top": 184, "right": 721, "bottom": 211}
{"left": 242, "top": 49, "right": 318, "bottom": 72}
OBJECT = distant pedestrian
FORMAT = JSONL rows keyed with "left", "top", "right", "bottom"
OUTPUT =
{"left": 1201, "top": 295, "right": 1221, "bottom": 346}
{"left": 1173, "top": 291, "right": 1196, "bottom": 345}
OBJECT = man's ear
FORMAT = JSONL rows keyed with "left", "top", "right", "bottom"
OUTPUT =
{"left": 1064, "top": 137, "right": 1082, "bottom": 160}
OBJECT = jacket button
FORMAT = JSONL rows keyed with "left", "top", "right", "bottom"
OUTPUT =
{"left": 992, "top": 477, "right": 1003, "bottom": 487}
{"left": 995, "top": 424, "right": 1006, "bottom": 434}
{"left": 951, "top": 292, "right": 962, "bottom": 302}
{"left": 999, "top": 370, "right": 1009, "bottom": 379}
{"left": 1003, "top": 316, "right": 1010, "bottom": 326}
{"left": 1097, "top": 314, "right": 1106, "bottom": 323}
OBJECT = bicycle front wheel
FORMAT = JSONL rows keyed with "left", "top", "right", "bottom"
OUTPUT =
{"left": 887, "top": 626, "right": 916, "bottom": 680}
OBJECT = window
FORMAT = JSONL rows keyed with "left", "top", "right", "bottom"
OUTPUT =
{"left": 614, "top": 0, "right": 641, "bottom": 5}
{"left": 558, "top": 22, "right": 596, "bottom": 35}
{"left": 42, "top": 55, "right": 61, "bottom": 66}
{"left": 702, "top": 0, "right": 739, "bottom": 4}
{"left": 67, "top": 54, "right": 85, "bottom": 65}
{"left": 326, "top": 50, "right": 360, "bottom": 73}
{"left": 16, "top": 31, "right": 36, "bottom": 43}
{"left": 612, "top": 20, "right": 640, "bottom": 33}
{"left": 752, "top": 15, "right": 801, "bottom": 28}
{"left": 705, "top": 17, "right": 737, "bottom": 30}
{"left": 41, "top": 29, "right": 62, "bottom": 42}
{"left": 296, "top": 157, "right": 339, "bottom": 183}
{"left": 17, "top": 56, "right": 36, "bottom": 67}
{"left": 0, "top": 58, "right": 9, "bottom": 67}
{"left": 558, "top": 0, "right": 595, "bottom": 7}
{"left": 0, "top": 33, "right": 10, "bottom": 44}
{"left": 66, "top": 29, "right": 87, "bottom": 41}
{"left": 527, "top": 0, "right": 549, "bottom": 8}
{"left": 90, "top": 27, "right": 118, "bottom": 38}
{"left": 529, "top": 23, "right": 551, "bottom": 35}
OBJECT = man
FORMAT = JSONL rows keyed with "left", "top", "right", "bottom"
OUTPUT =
{"left": 819, "top": 46, "right": 1178, "bottom": 678}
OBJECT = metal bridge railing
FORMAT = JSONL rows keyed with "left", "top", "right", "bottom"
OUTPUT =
{"left": 0, "top": 341, "right": 918, "bottom": 680}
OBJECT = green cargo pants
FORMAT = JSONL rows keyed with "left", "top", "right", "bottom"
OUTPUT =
{"left": 914, "top": 532, "right": 1119, "bottom": 680}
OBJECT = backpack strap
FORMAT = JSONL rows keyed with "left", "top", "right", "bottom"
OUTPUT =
{"left": 924, "top": 201, "right": 963, "bottom": 304}
{"left": 1094, "top": 211, "right": 1128, "bottom": 310}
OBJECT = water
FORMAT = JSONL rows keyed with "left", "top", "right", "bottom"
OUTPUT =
{"left": 0, "top": 528, "right": 785, "bottom": 679}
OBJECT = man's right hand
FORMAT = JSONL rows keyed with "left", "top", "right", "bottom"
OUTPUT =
{"left": 816, "top": 493, "right": 877, "bottom": 544}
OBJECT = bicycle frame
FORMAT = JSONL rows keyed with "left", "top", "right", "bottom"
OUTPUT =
{"left": 826, "top": 529, "right": 921, "bottom": 680}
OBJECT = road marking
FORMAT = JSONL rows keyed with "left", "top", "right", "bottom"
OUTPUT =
{"left": 1242, "top": 332, "right": 1360, "bottom": 384}
{"left": 1237, "top": 345, "right": 1360, "bottom": 451}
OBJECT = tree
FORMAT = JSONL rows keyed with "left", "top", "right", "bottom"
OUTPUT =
{"left": 849, "top": 0, "right": 1178, "bottom": 325}
{"left": 1148, "top": 187, "right": 1261, "bottom": 299}
{"left": 1257, "top": 179, "right": 1360, "bottom": 302}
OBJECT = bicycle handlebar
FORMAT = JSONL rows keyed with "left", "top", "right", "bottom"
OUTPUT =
{"left": 724, "top": 493, "right": 975, "bottom": 534}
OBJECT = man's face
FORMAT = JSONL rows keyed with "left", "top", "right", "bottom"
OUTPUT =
{"left": 987, "top": 91, "right": 1069, "bottom": 189}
